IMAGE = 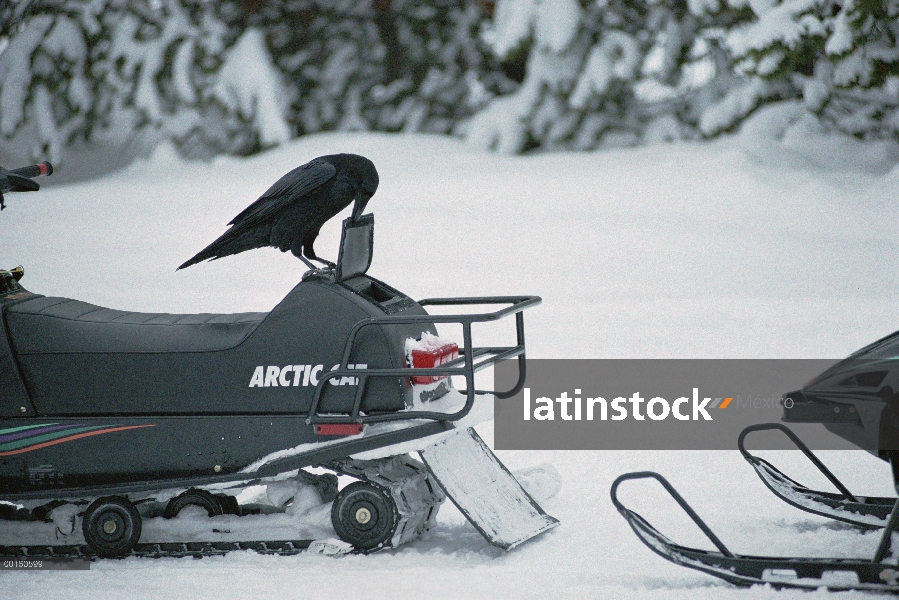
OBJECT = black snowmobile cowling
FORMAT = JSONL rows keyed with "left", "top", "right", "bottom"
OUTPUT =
{"left": 0, "top": 161, "right": 560, "bottom": 560}
{"left": 3, "top": 272, "right": 425, "bottom": 416}
{"left": 0, "top": 179, "right": 538, "bottom": 501}
{"left": 780, "top": 330, "right": 899, "bottom": 458}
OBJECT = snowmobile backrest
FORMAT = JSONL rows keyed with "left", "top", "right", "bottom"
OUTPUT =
{"left": 336, "top": 213, "right": 373, "bottom": 282}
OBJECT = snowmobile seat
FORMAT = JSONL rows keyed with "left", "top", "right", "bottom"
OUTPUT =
{"left": 5, "top": 296, "right": 267, "bottom": 355}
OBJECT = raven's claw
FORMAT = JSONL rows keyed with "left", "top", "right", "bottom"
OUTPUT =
{"left": 301, "top": 266, "right": 335, "bottom": 281}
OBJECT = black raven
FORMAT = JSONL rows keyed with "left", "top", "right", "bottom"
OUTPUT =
{"left": 178, "top": 153, "right": 378, "bottom": 270}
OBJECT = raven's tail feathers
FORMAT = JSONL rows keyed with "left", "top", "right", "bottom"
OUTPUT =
{"left": 176, "top": 249, "right": 216, "bottom": 270}
{"left": 177, "top": 224, "right": 271, "bottom": 270}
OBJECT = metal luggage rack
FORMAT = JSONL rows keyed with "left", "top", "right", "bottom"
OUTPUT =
{"left": 306, "top": 295, "right": 540, "bottom": 425}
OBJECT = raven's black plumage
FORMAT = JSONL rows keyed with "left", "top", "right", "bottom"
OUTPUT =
{"left": 178, "top": 154, "right": 378, "bottom": 270}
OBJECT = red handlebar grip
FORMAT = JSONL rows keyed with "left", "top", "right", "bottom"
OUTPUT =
{"left": 11, "top": 161, "right": 53, "bottom": 178}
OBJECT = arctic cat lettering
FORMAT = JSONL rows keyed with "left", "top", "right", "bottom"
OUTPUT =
{"left": 248, "top": 364, "right": 368, "bottom": 388}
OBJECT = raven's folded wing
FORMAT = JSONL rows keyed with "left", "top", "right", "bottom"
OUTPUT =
{"left": 177, "top": 159, "right": 337, "bottom": 270}
{"left": 227, "top": 158, "right": 337, "bottom": 227}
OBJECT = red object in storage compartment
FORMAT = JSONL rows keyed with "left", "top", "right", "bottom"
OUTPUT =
{"left": 411, "top": 342, "right": 459, "bottom": 384}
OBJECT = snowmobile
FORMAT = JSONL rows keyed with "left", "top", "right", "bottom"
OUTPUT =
{"left": 611, "top": 329, "right": 899, "bottom": 592}
{"left": 0, "top": 162, "right": 558, "bottom": 559}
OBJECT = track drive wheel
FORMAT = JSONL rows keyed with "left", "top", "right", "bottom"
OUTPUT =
{"left": 164, "top": 488, "right": 226, "bottom": 518}
{"left": 82, "top": 496, "right": 142, "bottom": 557}
{"left": 216, "top": 493, "right": 240, "bottom": 516}
{"left": 331, "top": 481, "right": 398, "bottom": 551}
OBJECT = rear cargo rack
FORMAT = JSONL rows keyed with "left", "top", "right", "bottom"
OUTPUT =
{"left": 306, "top": 295, "right": 540, "bottom": 425}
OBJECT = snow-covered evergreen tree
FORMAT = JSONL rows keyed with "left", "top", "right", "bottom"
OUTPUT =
{"left": 1, "top": 0, "right": 499, "bottom": 162}
{"left": 718, "top": 0, "right": 899, "bottom": 139}
{"left": 824, "top": 0, "right": 899, "bottom": 139}
{"left": 466, "top": 0, "right": 586, "bottom": 153}
{"left": 248, "top": 0, "right": 505, "bottom": 136}
{"left": 0, "top": 0, "right": 290, "bottom": 163}
{"left": 5, "top": 0, "right": 895, "bottom": 161}
{"left": 467, "top": 0, "right": 754, "bottom": 152}
{"left": 0, "top": 3, "right": 94, "bottom": 162}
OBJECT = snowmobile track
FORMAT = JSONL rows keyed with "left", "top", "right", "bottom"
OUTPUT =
{"left": 0, "top": 539, "right": 314, "bottom": 560}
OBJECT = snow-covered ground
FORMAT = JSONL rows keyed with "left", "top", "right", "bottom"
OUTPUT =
{"left": 3, "top": 112, "right": 899, "bottom": 598}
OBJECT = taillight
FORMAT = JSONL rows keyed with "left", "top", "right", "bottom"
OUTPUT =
{"left": 410, "top": 342, "right": 459, "bottom": 384}
{"left": 315, "top": 423, "right": 364, "bottom": 436}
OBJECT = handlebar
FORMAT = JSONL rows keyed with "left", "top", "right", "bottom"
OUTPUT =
{"left": 11, "top": 161, "right": 53, "bottom": 179}
{"left": 0, "top": 161, "right": 53, "bottom": 210}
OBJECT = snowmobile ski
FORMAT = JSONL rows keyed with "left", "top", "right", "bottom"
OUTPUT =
{"left": 739, "top": 424, "right": 894, "bottom": 529}
{"left": 611, "top": 471, "right": 899, "bottom": 592}
{"left": 419, "top": 427, "right": 559, "bottom": 549}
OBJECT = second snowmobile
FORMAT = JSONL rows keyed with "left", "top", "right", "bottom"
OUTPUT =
{"left": 611, "top": 330, "right": 899, "bottom": 592}
{"left": 0, "top": 161, "right": 558, "bottom": 558}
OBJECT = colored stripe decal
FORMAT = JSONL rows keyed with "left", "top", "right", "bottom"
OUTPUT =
{"left": 0, "top": 425, "right": 155, "bottom": 457}
{"left": 719, "top": 397, "right": 733, "bottom": 409}
{"left": 0, "top": 423, "right": 87, "bottom": 444}
{"left": 0, "top": 426, "right": 105, "bottom": 452}
{"left": 0, "top": 423, "right": 61, "bottom": 436}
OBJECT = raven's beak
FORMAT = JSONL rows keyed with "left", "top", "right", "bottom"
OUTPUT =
{"left": 352, "top": 192, "right": 368, "bottom": 221}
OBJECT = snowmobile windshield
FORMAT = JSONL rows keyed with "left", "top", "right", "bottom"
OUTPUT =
{"left": 844, "top": 330, "right": 899, "bottom": 362}
{"left": 806, "top": 329, "right": 899, "bottom": 388}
